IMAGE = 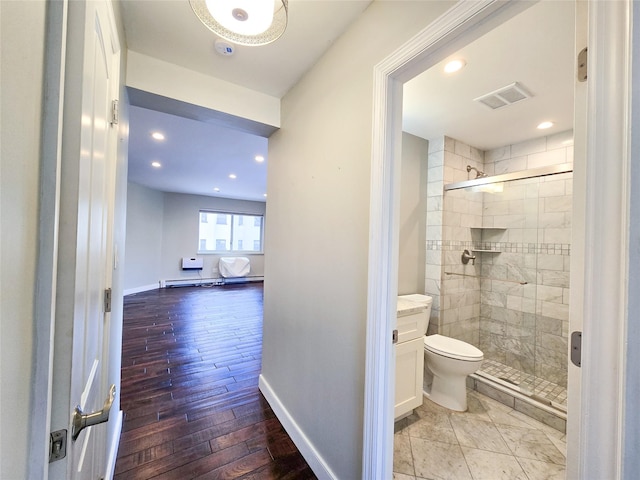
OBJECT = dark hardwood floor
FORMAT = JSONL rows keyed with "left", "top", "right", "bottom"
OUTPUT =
{"left": 115, "top": 283, "right": 317, "bottom": 479}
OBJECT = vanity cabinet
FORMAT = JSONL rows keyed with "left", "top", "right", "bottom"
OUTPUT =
{"left": 395, "top": 302, "right": 427, "bottom": 419}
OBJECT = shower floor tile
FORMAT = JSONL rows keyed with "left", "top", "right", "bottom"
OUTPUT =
{"left": 394, "top": 390, "right": 566, "bottom": 480}
{"left": 478, "top": 359, "right": 567, "bottom": 408}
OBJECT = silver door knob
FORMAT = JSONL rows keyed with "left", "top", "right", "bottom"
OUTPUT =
{"left": 72, "top": 384, "right": 115, "bottom": 441}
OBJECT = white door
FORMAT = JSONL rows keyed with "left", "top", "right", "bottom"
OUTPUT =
{"left": 49, "top": 1, "right": 120, "bottom": 478}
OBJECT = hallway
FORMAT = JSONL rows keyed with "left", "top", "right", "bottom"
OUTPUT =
{"left": 115, "top": 283, "right": 316, "bottom": 479}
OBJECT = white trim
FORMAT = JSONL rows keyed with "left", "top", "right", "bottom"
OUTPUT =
{"left": 104, "top": 410, "right": 123, "bottom": 480}
{"left": 258, "top": 375, "right": 336, "bottom": 480}
{"left": 366, "top": 0, "right": 634, "bottom": 477}
{"left": 124, "top": 284, "right": 159, "bottom": 296}
{"left": 29, "top": 1, "right": 68, "bottom": 478}
{"left": 364, "top": 2, "right": 533, "bottom": 478}
{"left": 578, "top": 1, "right": 632, "bottom": 478}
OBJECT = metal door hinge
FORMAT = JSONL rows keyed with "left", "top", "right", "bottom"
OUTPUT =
{"left": 110, "top": 99, "right": 119, "bottom": 125}
{"left": 578, "top": 47, "right": 588, "bottom": 82}
{"left": 49, "top": 429, "right": 67, "bottom": 463}
{"left": 104, "top": 287, "right": 112, "bottom": 313}
{"left": 570, "top": 331, "right": 582, "bottom": 367}
{"left": 392, "top": 329, "right": 398, "bottom": 344}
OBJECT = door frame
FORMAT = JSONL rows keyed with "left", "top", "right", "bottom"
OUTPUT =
{"left": 29, "top": 0, "right": 124, "bottom": 478}
{"left": 363, "top": 0, "right": 635, "bottom": 478}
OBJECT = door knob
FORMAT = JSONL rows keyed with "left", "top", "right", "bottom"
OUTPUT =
{"left": 72, "top": 384, "right": 115, "bottom": 441}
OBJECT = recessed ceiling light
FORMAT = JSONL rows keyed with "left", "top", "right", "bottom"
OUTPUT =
{"left": 255, "top": 155, "right": 265, "bottom": 162}
{"left": 229, "top": 174, "right": 237, "bottom": 179}
{"left": 263, "top": 193, "right": 267, "bottom": 197}
{"left": 213, "top": 187, "right": 220, "bottom": 192}
{"left": 444, "top": 59, "right": 466, "bottom": 74}
{"left": 151, "top": 132, "right": 165, "bottom": 141}
{"left": 537, "top": 121, "right": 554, "bottom": 130}
{"left": 151, "top": 161, "right": 161, "bottom": 168}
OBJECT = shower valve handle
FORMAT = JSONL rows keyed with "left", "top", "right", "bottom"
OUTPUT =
{"left": 461, "top": 249, "right": 476, "bottom": 265}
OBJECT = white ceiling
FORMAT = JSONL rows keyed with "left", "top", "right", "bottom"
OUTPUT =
{"left": 123, "top": 0, "right": 575, "bottom": 202}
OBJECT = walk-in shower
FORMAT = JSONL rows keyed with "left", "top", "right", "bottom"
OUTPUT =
{"left": 422, "top": 134, "right": 573, "bottom": 419}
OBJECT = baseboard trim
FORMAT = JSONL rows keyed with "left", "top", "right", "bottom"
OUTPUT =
{"left": 104, "top": 409, "right": 123, "bottom": 480}
{"left": 258, "top": 374, "right": 336, "bottom": 480}
{"left": 124, "top": 283, "right": 159, "bottom": 296}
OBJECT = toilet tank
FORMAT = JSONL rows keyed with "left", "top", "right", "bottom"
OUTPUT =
{"left": 396, "top": 295, "right": 432, "bottom": 343}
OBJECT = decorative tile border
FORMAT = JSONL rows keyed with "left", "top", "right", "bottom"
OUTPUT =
{"left": 427, "top": 240, "right": 570, "bottom": 256}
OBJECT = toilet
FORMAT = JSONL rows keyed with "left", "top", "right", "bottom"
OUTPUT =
{"left": 398, "top": 294, "right": 483, "bottom": 412}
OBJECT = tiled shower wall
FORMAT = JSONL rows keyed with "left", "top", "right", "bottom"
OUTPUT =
{"left": 424, "top": 132, "right": 573, "bottom": 389}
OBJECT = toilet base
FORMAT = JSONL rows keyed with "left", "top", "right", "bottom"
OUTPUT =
{"left": 423, "top": 375, "right": 469, "bottom": 412}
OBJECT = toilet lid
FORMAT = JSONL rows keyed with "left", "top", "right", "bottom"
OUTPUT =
{"left": 424, "top": 334, "right": 483, "bottom": 361}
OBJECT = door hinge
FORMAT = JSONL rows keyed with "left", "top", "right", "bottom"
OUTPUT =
{"left": 104, "top": 287, "right": 112, "bottom": 313}
{"left": 570, "top": 331, "right": 582, "bottom": 367}
{"left": 49, "top": 429, "right": 67, "bottom": 463}
{"left": 577, "top": 47, "right": 587, "bottom": 82}
{"left": 392, "top": 329, "right": 398, "bottom": 344}
{"left": 110, "top": 99, "right": 119, "bottom": 125}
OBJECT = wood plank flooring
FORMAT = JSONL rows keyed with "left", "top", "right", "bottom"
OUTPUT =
{"left": 115, "top": 283, "right": 316, "bottom": 479}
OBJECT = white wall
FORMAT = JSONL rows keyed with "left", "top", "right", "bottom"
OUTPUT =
{"left": 124, "top": 186, "right": 266, "bottom": 292}
{"left": 398, "top": 132, "right": 428, "bottom": 296}
{"left": 0, "top": 2, "right": 46, "bottom": 477}
{"left": 124, "top": 182, "right": 165, "bottom": 291}
{"left": 261, "top": 2, "right": 454, "bottom": 478}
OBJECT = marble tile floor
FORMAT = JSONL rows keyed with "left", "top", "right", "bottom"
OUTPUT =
{"left": 394, "top": 389, "right": 566, "bottom": 480}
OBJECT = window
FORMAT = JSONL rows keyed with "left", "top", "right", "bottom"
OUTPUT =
{"left": 198, "top": 211, "right": 264, "bottom": 253}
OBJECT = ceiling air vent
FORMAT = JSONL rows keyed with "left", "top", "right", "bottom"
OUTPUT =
{"left": 474, "top": 82, "right": 533, "bottom": 110}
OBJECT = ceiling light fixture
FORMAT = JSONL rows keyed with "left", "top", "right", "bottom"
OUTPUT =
{"left": 151, "top": 132, "right": 165, "bottom": 140}
{"left": 214, "top": 187, "right": 220, "bottom": 192}
{"left": 537, "top": 121, "right": 554, "bottom": 130}
{"left": 189, "top": 0, "right": 288, "bottom": 46}
{"left": 151, "top": 161, "right": 162, "bottom": 168}
{"left": 255, "top": 155, "right": 265, "bottom": 162}
{"left": 444, "top": 59, "right": 466, "bottom": 74}
{"left": 229, "top": 174, "right": 237, "bottom": 179}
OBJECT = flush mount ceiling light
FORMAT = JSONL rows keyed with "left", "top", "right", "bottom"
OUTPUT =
{"left": 255, "top": 155, "right": 265, "bottom": 162}
{"left": 151, "top": 161, "right": 162, "bottom": 168}
{"left": 444, "top": 59, "right": 466, "bottom": 74}
{"left": 537, "top": 121, "right": 554, "bottom": 130}
{"left": 151, "top": 132, "right": 165, "bottom": 140}
{"left": 190, "top": 0, "right": 288, "bottom": 46}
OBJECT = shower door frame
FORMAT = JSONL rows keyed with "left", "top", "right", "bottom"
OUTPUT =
{"left": 363, "top": 1, "right": 636, "bottom": 479}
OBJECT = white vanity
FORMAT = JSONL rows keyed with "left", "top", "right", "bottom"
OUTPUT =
{"left": 395, "top": 297, "right": 428, "bottom": 419}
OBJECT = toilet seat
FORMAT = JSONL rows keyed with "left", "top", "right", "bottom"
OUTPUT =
{"left": 424, "top": 334, "right": 483, "bottom": 362}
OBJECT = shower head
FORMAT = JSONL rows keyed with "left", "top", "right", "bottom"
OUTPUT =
{"left": 467, "top": 165, "right": 488, "bottom": 178}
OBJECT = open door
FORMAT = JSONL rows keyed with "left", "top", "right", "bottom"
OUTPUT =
{"left": 49, "top": 1, "right": 121, "bottom": 478}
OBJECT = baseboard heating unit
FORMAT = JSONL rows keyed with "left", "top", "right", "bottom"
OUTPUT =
{"left": 161, "top": 276, "right": 264, "bottom": 288}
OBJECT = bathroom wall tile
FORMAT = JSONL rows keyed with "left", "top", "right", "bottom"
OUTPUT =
{"left": 426, "top": 210, "right": 443, "bottom": 227}
{"left": 454, "top": 140, "right": 472, "bottom": 158}
{"left": 453, "top": 168, "right": 469, "bottom": 183}
{"left": 511, "top": 137, "right": 547, "bottom": 157}
{"left": 527, "top": 148, "right": 567, "bottom": 169}
{"left": 562, "top": 288, "right": 570, "bottom": 305}
{"left": 537, "top": 254, "right": 564, "bottom": 271}
{"left": 539, "top": 180, "right": 566, "bottom": 197}
{"left": 443, "top": 165, "right": 455, "bottom": 183}
{"left": 461, "top": 447, "right": 528, "bottom": 480}
{"left": 537, "top": 285, "right": 564, "bottom": 303}
{"left": 392, "top": 473, "right": 416, "bottom": 480}
{"left": 426, "top": 225, "right": 442, "bottom": 240}
{"left": 425, "top": 250, "right": 441, "bottom": 265}
{"left": 444, "top": 136, "right": 456, "bottom": 153}
{"left": 538, "top": 212, "right": 567, "bottom": 229}
{"left": 427, "top": 181, "right": 443, "bottom": 198}
{"left": 546, "top": 130, "right": 573, "bottom": 150}
{"left": 495, "top": 156, "right": 527, "bottom": 174}
{"left": 485, "top": 145, "right": 511, "bottom": 163}
{"left": 540, "top": 270, "right": 570, "bottom": 288}
{"left": 481, "top": 291, "right": 507, "bottom": 308}
{"left": 544, "top": 195, "right": 572, "bottom": 214}
{"left": 470, "top": 146, "right": 484, "bottom": 163}
{"left": 428, "top": 151, "right": 445, "bottom": 168}
{"left": 428, "top": 165, "right": 444, "bottom": 183}
{"left": 445, "top": 152, "right": 464, "bottom": 171}
{"left": 429, "top": 136, "right": 445, "bottom": 153}
{"left": 543, "top": 228, "right": 572, "bottom": 244}
{"left": 541, "top": 301, "right": 569, "bottom": 321}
